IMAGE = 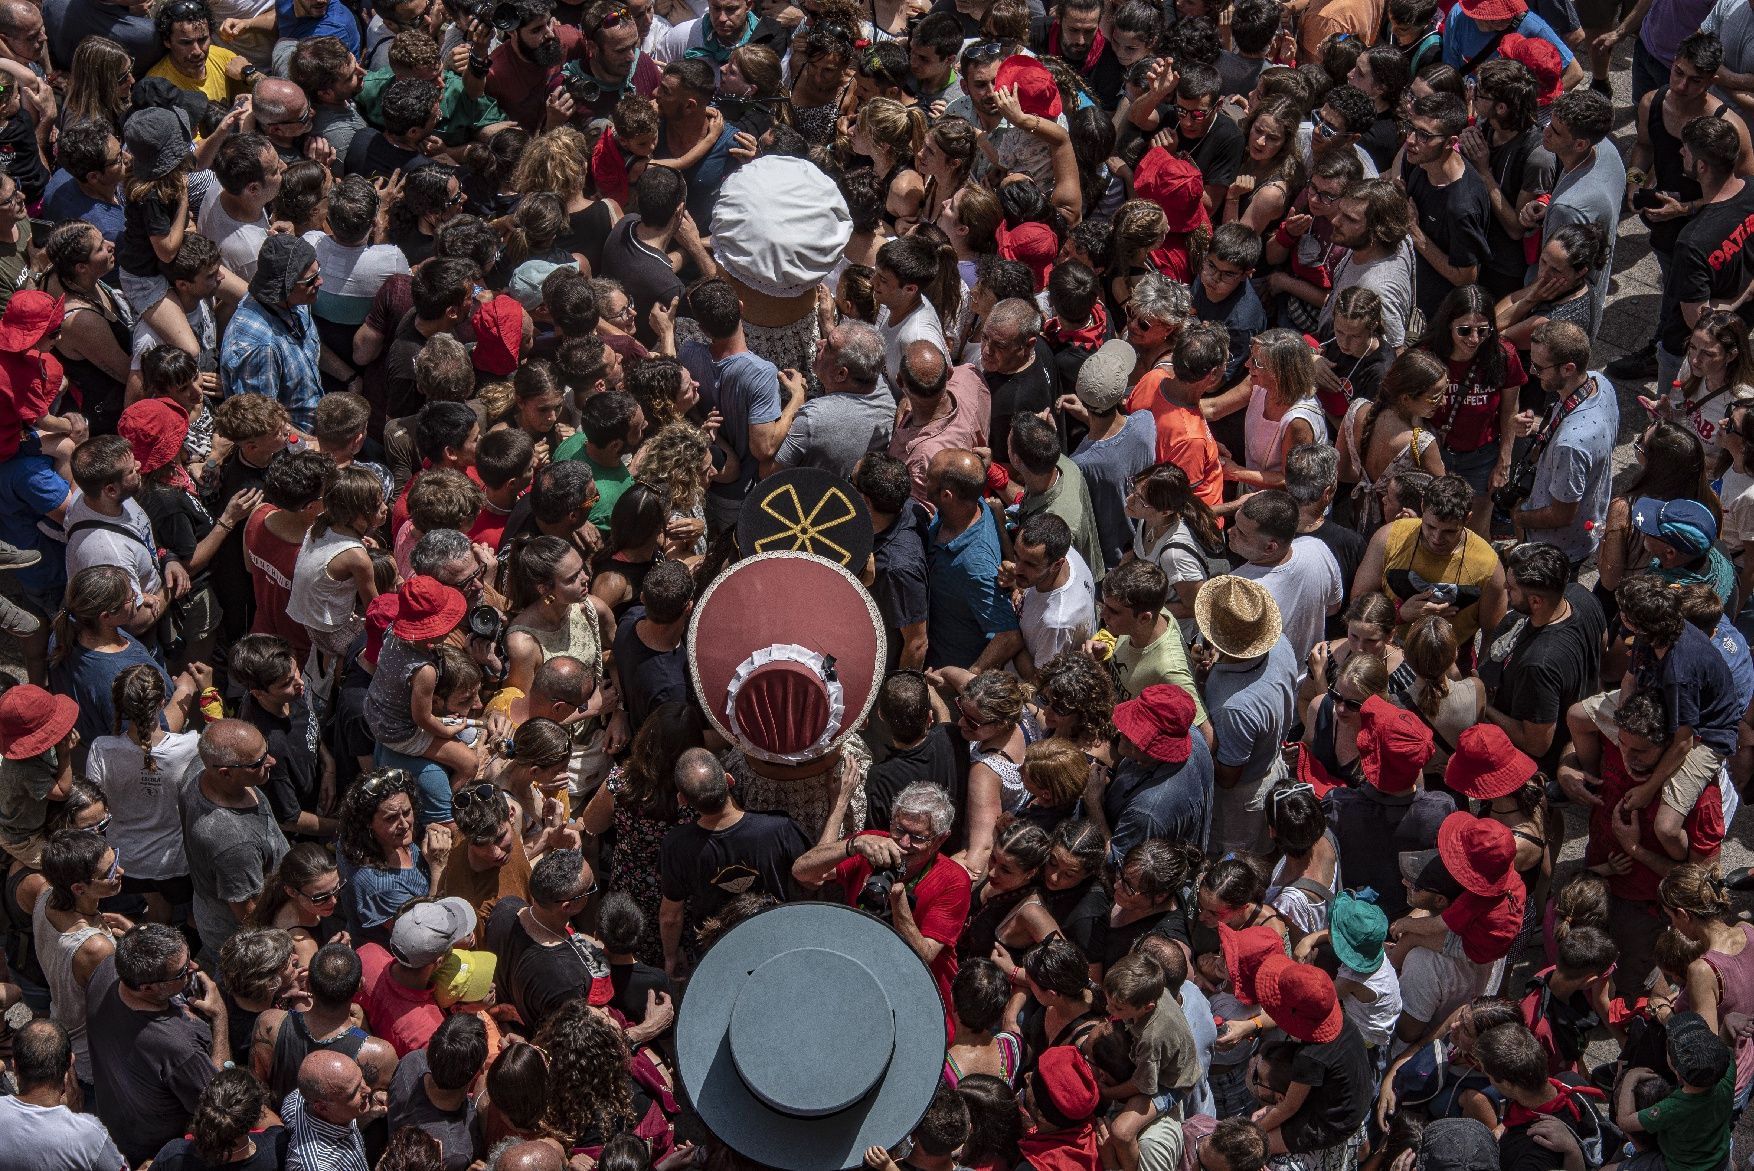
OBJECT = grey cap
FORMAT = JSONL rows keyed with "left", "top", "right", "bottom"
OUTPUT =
{"left": 1418, "top": 1119, "right": 1500, "bottom": 1171}
{"left": 508, "top": 259, "right": 569, "bottom": 311}
{"left": 249, "top": 233, "right": 319, "bottom": 308}
{"left": 1075, "top": 338, "right": 1137, "bottom": 412}
{"left": 122, "top": 106, "right": 192, "bottom": 181}
{"left": 389, "top": 896, "right": 478, "bottom": 968}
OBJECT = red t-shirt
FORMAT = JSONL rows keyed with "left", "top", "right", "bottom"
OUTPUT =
{"left": 1433, "top": 342, "right": 1527, "bottom": 453}
{"left": 243, "top": 504, "right": 312, "bottom": 662}
{"left": 391, "top": 464, "right": 486, "bottom": 537}
{"left": 355, "top": 941, "right": 445, "bottom": 1057}
{"left": 469, "top": 501, "right": 513, "bottom": 550}
{"left": 834, "top": 833, "right": 971, "bottom": 1032}
{"left": 485, "top": 26, "right": 588, "bottom": 132}
{"left": 1585, "top": 741, "right": 1725, "bottom": 902}
{"left": 1125, "top": 369, "right": 1225, "bottom": 512}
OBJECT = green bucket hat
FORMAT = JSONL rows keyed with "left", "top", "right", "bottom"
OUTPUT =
{"left": 1330, "top": 892, "right": 1389, "bottom": 975}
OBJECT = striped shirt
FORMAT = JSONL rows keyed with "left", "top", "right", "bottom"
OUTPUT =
{"left": 282, "top": 1089, "right": 368, "bottom": 1171}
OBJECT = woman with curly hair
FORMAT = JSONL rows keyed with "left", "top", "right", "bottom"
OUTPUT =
{"left": 534, "top": 1000, "right": 643, "bottom": 1150}
{"left": 335, "top": 768, "right": 448, "bottom": 947}
{"left": 1032, "top": 649, "right": 1116, "bottom": 766}
{"left": 580, "top": 702, "right": 703, "bottom": 966}
{"left": 514, "top": 126, "right": 621, "bottom": 274}
{"left": 787, "top": 21, "right": 858, "bottom": 145}
{"left": 149, "top": 1067, "right": 286, "bottom": 1169}
{"left": 386, "top": 166, "right": 464, "bottom": 265}
{"left": 631, "top": 422, "right": 716, "bottom": 560}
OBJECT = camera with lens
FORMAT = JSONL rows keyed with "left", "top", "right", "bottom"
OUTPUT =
{"left": 858, "top": 865, "right": 907, "bottom": 916}
{"left": 1491, "top": 463, "right": 1537, "bottom": 514}
{"left": 561, "top": 62, "right": 612, "bottom": 107}
{"left": 466, "top": 603, "right": 503, "bottom": 643}
{"left": 449, "top": 0, "right": 531, "bottom": 33}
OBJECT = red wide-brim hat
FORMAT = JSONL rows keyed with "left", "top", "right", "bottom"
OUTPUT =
{"left": 689, "top": 552, "right": 886, "bottom": 765}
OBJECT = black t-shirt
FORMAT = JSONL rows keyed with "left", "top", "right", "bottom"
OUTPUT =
{"left": 343, "top": 128, "right": 435, "bottom": 180}
{"left": 205, "top": 452, "right": 273, "bottom": 643}
{"left": 1163, "top": 112, "right": 1244, "bottom": 193}
{"left": 1318, "top": 338, "right": 1394, "bottom": 426}
{"left": 1326, "top": 787, "right": 1456, "bottom": 921}
{"left": 1401, "top": 160, "right": 1492, "bottom": 320}
{"left": 240, "top": 692, "right": 320, "bottom": 832}
{"left": 140, "top": 482, "right": 216, "bottom": 592}
{"left": 1281, "top": 1020, "right": 1374, "bottom": 1151}
{"left": 332, "top": 636, "right": 375, "bottom": 793}
{"left": 388, "top": 1048, "right": 477, "bottom": 1171}
{"left": 870, "top": 501, "right": 931, "bottom": 671}
{"left": 987, "top": 346, "right": 1061, "bottom": 466}
{"left": 1313, "top": 519, "right": 1366, "bottom": 637}
{"left": 657, "top": 810, "right": 811, "bottom": 928}
{"left": 1031, "top": 23, "right": 1124, "bottom": 109}
{"left": 385, "top": 311, "right": 433, "bottom": 422}
{"left": 87, "top": 957, "right": 217, "bottom": 1166}
{"left": 1482, "top": 127, "right": 1556, "bottom": 295}
{"left": 0, "top": 107, "right": 47, "bottom": 202}
{"left": 557, "top": 201, "right": 616, "bottom": 277}
{"left": 599, "top": 214, "right": 685, "bottom": 348}
{"left": 1216, "top": 50, "right": 1266, "bottom": 97}
{"left": 1479, "top": 583, "right": 1606, "bottom": 775}
{"left": 1662, "top": 183, "right": 1754, "bottom": 352}
{"left": 1632, "top": 619, "right": 1742, "bottom": 756}
{"left": 865, "top": 723, "right": 969, "bottom": 847}
{"left": 485, "top": 897, "right": 609, "bottom": 1030}
{"left": 610, "top": 958, "right": 671, "bottom": 1024}
{"left": 1358, "top": 110, "right": 1401, "bottom": 171}
{"left": 1043, "top": 875, "right": 1110, "bottom": 959}
{"left": 150, "top": 1127, "right": 290, "bottom": 1171}
{"left": 612, "top": 606, "right": 689, "bottom": 733}
{"left": 120, "top": 192, "right": 178, "bottom": 278}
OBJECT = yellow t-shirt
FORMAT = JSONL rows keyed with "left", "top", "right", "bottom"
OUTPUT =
{"left": 148, "top": 45, "right": 244, "bottom": 103}
{"left": 1377, "top": 517, "right": 1501, "bottom": 645}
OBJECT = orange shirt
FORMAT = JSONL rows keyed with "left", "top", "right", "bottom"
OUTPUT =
{"left": 1126, "top": 369, "right": 1224, "bottom": 511}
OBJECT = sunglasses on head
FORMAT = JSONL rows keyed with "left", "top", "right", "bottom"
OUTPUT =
{"left": 453, "top": 783, "right": 504, "bottom": 813}
{"left": 597, "top": 3, "right": 631, "bottom": 25}
{"left": 963, "top": 39, "right": 1006, "bottom": 63}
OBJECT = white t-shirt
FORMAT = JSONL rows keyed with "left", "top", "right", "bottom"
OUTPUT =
{"left": 305, "top": 230, "right": 411, "bottom": 326}
{"left": 131, "top": 298, "right": 217, "bottom": 371}
{"left": 64, "top": 496, "right": 162, "bottom": 602}
{"left": 878, "top": 298, "right": 949, "bottom": 389}
{"left": 1392, "top": 935, "right": 1500, "bottom": 1056}
{"left": 84, "top": 731, "right": 201, "bottom": 880}
{"left": 1234, "top": 536, "right": 1342, "bottom": 664}
{"left": 1339, "top": 957, "right": 1404, "bottom": 1050}
{"left": 1020, "top": 548, "right": 1096, "bottom": 670}
{"left": 1726, "top": 475, "right": 1754, "bottom": 546}
{"left": 197, "top": 195, "right": 270, "bottom": 282}
{"left": 0, "top": 1095, "right": 126, "bottom": 1171}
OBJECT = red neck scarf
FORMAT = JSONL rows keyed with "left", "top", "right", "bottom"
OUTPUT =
{"left": 1047, "top": 21, "right": 1106, "bottom": 74}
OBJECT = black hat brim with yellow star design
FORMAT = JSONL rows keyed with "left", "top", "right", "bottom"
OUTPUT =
{"left": 736, "top": 467, "right": 874, "bottom": 572}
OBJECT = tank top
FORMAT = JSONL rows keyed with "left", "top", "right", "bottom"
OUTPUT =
{"left": 268, "top": 1011, "right": 370, "bottom": 1101}
{"left": 56, "top": 288, "right": 135, "bottom": 437}
{"left": 364, "top": 633, "right": 434, "bottom": 747}
{"left": 591, "top": 550, "right": 658, "bottom": 624}
{"left": 286, "top": 525, "right": 365, "bottom": 633}
{"left": 509, "top": 602, "right": 603, "bottom": 675}
{"left": 31, "top": 899, "right": 109, "bottom": 1081}
{"left": 1704, "top": 922, "right": 1754, "bottom": 1098}
{"left": 1644, "top": 86, "right": 1722, "bottom": 254}
{"left": 1343, "top": 398, "right": 1437, "bottom": 536}
{"left": 1244, "top": 385, "right": 1328, "bottom": 479}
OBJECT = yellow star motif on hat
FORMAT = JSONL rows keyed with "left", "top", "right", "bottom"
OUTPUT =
{"left": 753, "top": 483, "right": 859, "bottom": 563}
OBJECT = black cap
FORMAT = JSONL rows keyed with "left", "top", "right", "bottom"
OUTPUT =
{"left": 1667, "top": 1011, "right": 1732, "bottom": 1088}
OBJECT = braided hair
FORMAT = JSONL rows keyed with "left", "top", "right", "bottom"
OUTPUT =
{"left": 111, "top": 664, "right": 168, "bottom": 776}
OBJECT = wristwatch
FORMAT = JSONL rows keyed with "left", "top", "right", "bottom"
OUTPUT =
{"left": 241, "top": 63, "right": 261, "bottom": 85}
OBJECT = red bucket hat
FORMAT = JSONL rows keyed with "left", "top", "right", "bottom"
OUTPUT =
{"left": 1436, "top": 810, "right": 1519, "bottom": 897}
{"left": 472, "top": 295, "right": 525, "bottom": 378}
{"left": 1499, "top": 33, "right": 1563, "bottom": 104}
{"left": 995, "top": 54, "right": 1063, "bottom": 120}
{"left": 1219, "top": 923, "right": 1287, "bottom": 1005}
{"left": 1113, "top": 684, "right": 1195, "bottom": 764}
{"left": 0, "top": 684, "right": 80, "bottom": 759}
{"left": 118, "top": 397, "right": 191, "bottom": 476}
{"left": 1459, "top": 0, "right": 1527, "bottom": 22}
{"left": 1445, "top": 724, "right": 1537, "bottom": 800}
{"left": 1357, "top": 696, "right": 1434, "bottom": 793}
{"left": 1442, "top": 886, "right": 1526, "bottom": 964}
{"left": 393, "top": 575, "right": 467, "bottom": 642}
{"left": 0, "top": 291, "right": 65, "bottom": 353}
{"left": 1133, "top": 148, "right": 1209, "bottom": 235}
{"left": 1254, "top": 953, "right": 1344, "bottom": 1043}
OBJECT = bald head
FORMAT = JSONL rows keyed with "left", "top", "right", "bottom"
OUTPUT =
{"left": 531, "top": 654, "right": 592, "bottom": 710}
{"left": 253, "top": 79, "right": 310, "bottom": 126}
{"left": 926, "top": 448, "right": 984, "bottom": 506}
{"left": 298, "top": 1050, "right": 369, "bottom": 1124}
{"left": 197, "top": 718, "right": 268, "bottom": 769}
{"left": 491, "top": 1141, "right": 567, "bottom": 1171}
{"left": 0, "top": 1, "right": 41, "bottom": 39}
{"left": 898, "top": 340, "right": 949, "bottom": 399}
{"left": 673, "top": 747, "right": 730, "bottom": 813}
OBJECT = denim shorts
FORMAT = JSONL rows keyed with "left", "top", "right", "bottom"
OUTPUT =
{"left": 1447, "top": 442, "right": 1500, "bottom": 494}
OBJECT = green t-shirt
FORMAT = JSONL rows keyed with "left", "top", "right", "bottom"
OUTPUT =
{"left": 357, "top": 68, "right": 506, "bottom": 146}
{"left": 555, "top": 437, "right": 632, "bottom": 534}
{"left": 1110, "top": 625, "right": 1208, "bottom": 726}
{"left": 1637, "top": 1062, "right": 1735, "bottom": 1171}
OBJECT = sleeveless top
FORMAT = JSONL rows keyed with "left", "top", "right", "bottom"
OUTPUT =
{"left": 32, "top": 899, "right": 109, "bottom": 1081}
{"left": 944, "top": 1032, "right": 1023, "bottom": 1088}
{"left": 1310, "top": 696, "right": 1365, "bottom": 787}
{"left": 1643, "top": 85, "right": 1723, "bottom": 254}
{"left": 1343, "top": 398, "right": 1437, "bottom": 537}
{"left": 1267, "top": 831, "right": 1341, "bottom": 936}
{"left": 1703, "top": 922, "right": 1754, "bottom": 1098}
{"left": 268, "top": 1011, "right": 370, "bottom": 1101}
{"left": 286, "top": 525, "right": 365, "bottom": 633}
{"left": 364, "top": 633, "right": 434, "bottom": 747}
{"left": 1244, "top": 385, "right": 1328, "bottom": 479}
{"left": 592, "top": 550, "right": 659, "bottom": 624}
{"left": 509, "top": 602, "right": 603, "bottom": 676}
{"left": 971, "top": 716, "right": 1041, "bottom": 814}
{"left": 57, "top": 286, "right": 135, "bottom": 437}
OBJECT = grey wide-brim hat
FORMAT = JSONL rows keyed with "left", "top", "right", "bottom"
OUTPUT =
{"left": 676, "top": 902, "right": 946, "bottom": 1171}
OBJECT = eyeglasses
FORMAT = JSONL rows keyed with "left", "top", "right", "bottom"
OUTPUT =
{"left": 265, "top": 107, "right": 315, "bottom": 128}
{"left": 1307, "top": 185, "right": 1343, "bottom": 204}
{"left": 1176, "top": 105, "right": 1212, "bottom": 123}
{"left": 447, "top": 564, "right": 485, "bottom": 593}
{"left": 1327, "top": 685, "right": 1363, "bottom": 713}
{"left": 301, "top": 877, "right": 348, "bottom": 904}
{"left": 1453, "top": 324, "right": 1491, "bottom": 337}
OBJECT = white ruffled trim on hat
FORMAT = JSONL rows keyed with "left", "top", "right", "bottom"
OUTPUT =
{"left": 725, "top": 643, "right": 846, "bottom": 765}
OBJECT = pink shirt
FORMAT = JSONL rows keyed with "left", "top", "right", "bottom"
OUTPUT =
{"left": 887, "top": 363, "right": 992, "bottom": 505}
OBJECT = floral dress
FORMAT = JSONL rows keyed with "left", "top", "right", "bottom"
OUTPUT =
{"left": 603, "top": 765, "right": 693, "bottom": 967}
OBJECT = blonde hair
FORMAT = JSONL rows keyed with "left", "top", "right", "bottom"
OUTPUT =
{"left": 858, "top": 97, "right": 927, "bottom": 162}
{"left": 636, "top": 422, "right": 711, "bottom": 513}
{"left": 513, "top": 127, "right": 590, "bottom": 200}
{"left": 1336, "top": 650, "right": 1388, "bottom": 702}
{"left": 1023, "top": 738, "right": 1089, "bottom": 807}
{"left": 1252, "top": 327, "right": 1319, "bottom": 404}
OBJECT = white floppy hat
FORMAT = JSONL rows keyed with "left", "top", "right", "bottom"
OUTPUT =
{"left": 711, "top": 155, "right": 853, "bottom": 299}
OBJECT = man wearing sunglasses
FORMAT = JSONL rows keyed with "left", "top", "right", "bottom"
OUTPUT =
{"left": 218, "top": 233, "right": 330, "bottom": 432}
{"left": 1129, "top": 62, "right": 1243, "bottom": 214}
{"left": 184, "top": 720, "right": 289, "bottom": 960}
{"left": 1401, "top": 92, "right": 1491, "bottom": 322}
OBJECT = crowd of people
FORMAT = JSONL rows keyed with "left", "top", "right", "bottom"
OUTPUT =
{"left": 0, "top": 0, "right": 1751, "bottom": 1167}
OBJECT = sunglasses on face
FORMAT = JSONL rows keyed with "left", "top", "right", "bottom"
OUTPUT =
{"left": 296, "top": 271, "right": 321, "bottom": 289}
{"left": 96, "top": 847, "right": 123, "bottom": 883}
{"left": 301, "top": 877, "right": 348, "bottom": 904}
{"left": 1401, "top": 122, "right": 1445, "bottom": 142}
{"left": 1454, "top": 324, "right": 1491, "bottom": 337}
{"left": 1327, "top": 685, "right": 1362, "bottom": 712}
{"left": 1176, "top": 105, "right": 1212, "bottom": 123}
{"left": 1312, "top": 111, "right": 1340, "bottom": 139}
{"left": 231, "top": 748, "right": 271, "bottom": 770}
{"left": 565, "top": 879, "right": 602, "bottom": 902}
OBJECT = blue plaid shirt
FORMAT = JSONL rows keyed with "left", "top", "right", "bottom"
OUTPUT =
{"left": 219, "top": 295, "right": 322, "bottom": 430}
